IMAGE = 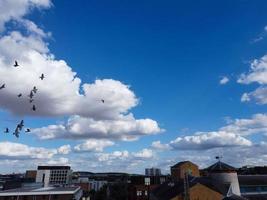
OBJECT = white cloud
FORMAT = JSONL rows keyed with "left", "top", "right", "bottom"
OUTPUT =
{"left": 0, "top": 0, "right": 51, "bottom": 32}
{"left": 46, "top": 157, "right": 69, "bottom": 165}
{"left": 219, "top": 76, "right": 229, "bottom": 85}
{"left": 220, "top": 113, "right": 267, "bottom": 136}
{"left": 74, "top": 139, "right": 114, "bottom": 152}
{"left": 133, "top": 148, "right": 154, "bottom": 159}
{"left": 57, "top": 144, "right": 71, "bottom": 155}
{"left": 241, "top": 93, "right": 250, "bottom": 102}
{"left": 32, "top": 114, "right": 162, "bottom": 141}
{"left": 170, "top": 131, "right": 251, "bottom": 150}
{"left": 238, "top": 54, "right": 267, "bottom": 104}
{"left": 238, "top": 55, "right": 267, "bottom": 85}
{"left": 0, "top": 1, "right": 162, "bottom": 143}
{"left": 151, "top": 141, "right": 171, "bottom": 151}
{"left": 0, "top": 141, "right": 57, "bottom": 159}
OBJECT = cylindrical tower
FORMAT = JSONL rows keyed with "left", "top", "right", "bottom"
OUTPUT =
{"left": 207, "top": 161, "right": 240, "bottom": 196}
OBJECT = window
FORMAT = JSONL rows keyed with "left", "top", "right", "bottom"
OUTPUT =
{"left": 136, "top": 191, "right": 142, "bottom": 196}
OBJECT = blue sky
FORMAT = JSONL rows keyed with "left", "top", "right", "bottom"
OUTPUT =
{"left": 1, "top": 0, "right": 267, "bottom": 174}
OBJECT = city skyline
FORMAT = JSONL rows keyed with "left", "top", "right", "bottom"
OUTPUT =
{"left": 1, "top": 0, "right": 267, "bottom": 174}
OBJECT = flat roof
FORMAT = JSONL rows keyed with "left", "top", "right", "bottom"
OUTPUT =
{"left": 0, "top": 186, "right": 80, "bottom": 196}
{"left": 37, "top": 166, "right": 71, "bottom": 170}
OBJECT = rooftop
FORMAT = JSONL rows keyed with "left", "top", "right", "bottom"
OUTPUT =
{"left": 206, "top": 161, "right": 236, "bottom": 173}
{"left": 37, "top": 166, "right": 71, "bottom": 170}
{"left": 0, "top": 186, "right": 80, "bottom": 196}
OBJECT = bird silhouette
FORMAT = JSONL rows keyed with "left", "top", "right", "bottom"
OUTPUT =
{"left": 39, "top": 74, "right": 45, "bottom": 80}
{"left": 13, "top": 61, "right": 19, "bottom": 67}
{"left": 28, "top": 91, "right": 34, "bottom": 99}
{"left": 13, "top": 126, "right": 20, "bottom": 138}
{"left": 101, "top": 99, "right": 105, "bottom": 103}
{"left": 0, "top": 84, "right": 5, "bottom": 89}
{"left": 32, "top": 86, "right": 37, "bottom": 94}
{"left": 18, "top": 120, "right": 24, "bottom": 131}
{"left": 32, "top": 105, "right": 36, "bottom": 111}
{"left": 17, "top": 93, "right": 22, "bottom": 97}
{"left": 25, "top": 128, "right": 30, "bottom": 133}
{"left": 4, "top": 128, "right": 9, "bottom": 133}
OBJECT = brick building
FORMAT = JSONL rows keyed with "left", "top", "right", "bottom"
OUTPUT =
{"left": 170, "top": 161, "right": 200, "bottom": 181}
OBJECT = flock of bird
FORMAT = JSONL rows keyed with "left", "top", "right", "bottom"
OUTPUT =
{"left": 0, "top": 61, "right": 45, "bottom": 138}
{"left": 0, "top": 61, "right": 106, "bottom": 138}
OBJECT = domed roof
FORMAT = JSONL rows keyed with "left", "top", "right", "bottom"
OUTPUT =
{"left": 207, "top": 161, "right": 236, "bottom": 173}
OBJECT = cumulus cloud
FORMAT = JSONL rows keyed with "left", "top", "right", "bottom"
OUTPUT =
{"left": 170, "top": 131, "right": 251, "bottom": 150}
{"left": 32, "top": 114, "right": 162, "bottom": 141}
{"left": 238, "top": 55, "right": 267, "bottom": 85}
{"left": 219, "top": 76, "right": 229, "bottom": 85}
{"left": 133, "top": 148, "right": 154, "bottom": 159}
{"left": 151, "top": 141, "right": 171, "bottom": 151}
{"left": 0, "top": 141, "right": 57, "bottom": 159}
{"left": 0, "top": 0, "right": 51, "bottom": 31}
{"left": 221, "top": 113, "right": 267, "bottom": 136}
{"left": 238, "top": 54, "right": 267, "bottom": 104}
{"left": 46, "top": 157, "right": 69, "bottom": 165}
{"left": 0, "top": 0, "right": 162, "bottom": 143}
{"left": 74, "top": 139, "right": 114, "bottom": 152}
{"left": 57, "top": 145, "right": 71, "bottom": 155}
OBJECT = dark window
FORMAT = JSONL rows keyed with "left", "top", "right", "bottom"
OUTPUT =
{"left": 42, "top": 174, "right": 45, "bottom": 183}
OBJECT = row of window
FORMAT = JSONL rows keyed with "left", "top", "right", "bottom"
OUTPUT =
{"left": 136, "top": 190, "right": 148, "bottom": 196}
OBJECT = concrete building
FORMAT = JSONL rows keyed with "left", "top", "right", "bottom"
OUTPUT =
{"left": 0, "top": 186, "right": 82, "bottom": 200}
{"left": 36, "top": 166, "right": 72, "bottom": 187}
{"left": 145, "top": 168, "right": 161, "bottom": 176}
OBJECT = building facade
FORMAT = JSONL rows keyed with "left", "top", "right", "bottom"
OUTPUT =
{"left": 36, "top": 166, "right": 72, "bottom": 187}
{"left": 145, "top": 168, "right": 161, "bottom": 176}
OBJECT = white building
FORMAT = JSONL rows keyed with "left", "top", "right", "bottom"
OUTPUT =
{"left": 36, "top": 166, "right": 72, "bottom": 187}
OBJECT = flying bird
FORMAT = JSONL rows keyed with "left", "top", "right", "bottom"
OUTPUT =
{"left": 17, "top": 93, "right": 22, "bottom": 97}
{"left": 13, "top": 61, "right": 19, "bottom": 67}
{"left": 0, "top": 84, "right": 5, "bottom": 89}
{"left": 101, "top": 99, "right": 105, "bottom": 103}
{"left": 32, "top": 86, "right": 37, "bottom": 94}
{"left": 4, "top": 128, "right": 9, "bottom": 133}
{"left": 25, "top": 128, "right": 30, "bottom": 133}
{"left": 28, "top": 91, "right": 34, "bottom": 99}
{"left": 13, "top": 126, "right": 20, "bottom": 138}
{"left": 39, "top": 73, "right": 45, "bottom": 80}
{"left": 32, "top": 105, "right": 36, "bottom": 111}
{"left": 18, "top": 120, "right": 24, "bottom": 131}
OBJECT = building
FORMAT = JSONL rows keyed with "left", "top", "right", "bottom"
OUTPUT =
{"left": 170, "top": 161, "right": 200, "bottom": 181}
{"left": 0, "top": 186, "right": 82, "bottom": 200}
{"left": 152, "top": 160, "right": 250, "bottom": 200}
{"left": 36, "top": 166, "right": 72, "bottom": 187}
{"left": 25, "top": 170, "right": 37, "bottom": 179}
{"left": 206, "top": 160, "right": 241, "bottom": 196}
{"left": 238, "top": 175, "right": 267, "bottom": 199}
{"left": 88, "top": 180, "right": 107, "bottom": 191}
{"left": 151, "top": 177, "right": 223, "bottom": 200}
{"left": 145, "top": 168, "right": 161, "bottom": 176}
{"left": 128, "top": 175, "right": 168, "bottom": 200}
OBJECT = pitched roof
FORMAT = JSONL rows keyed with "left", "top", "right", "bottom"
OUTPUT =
{"left": 151, "top": 176, "right": 222, "bottom": 200}
{"left": 171, "top": 161, "right": 197, "bottom": 168}
{"left": 206, "top": 161, "right": 236, "bottom": 173}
